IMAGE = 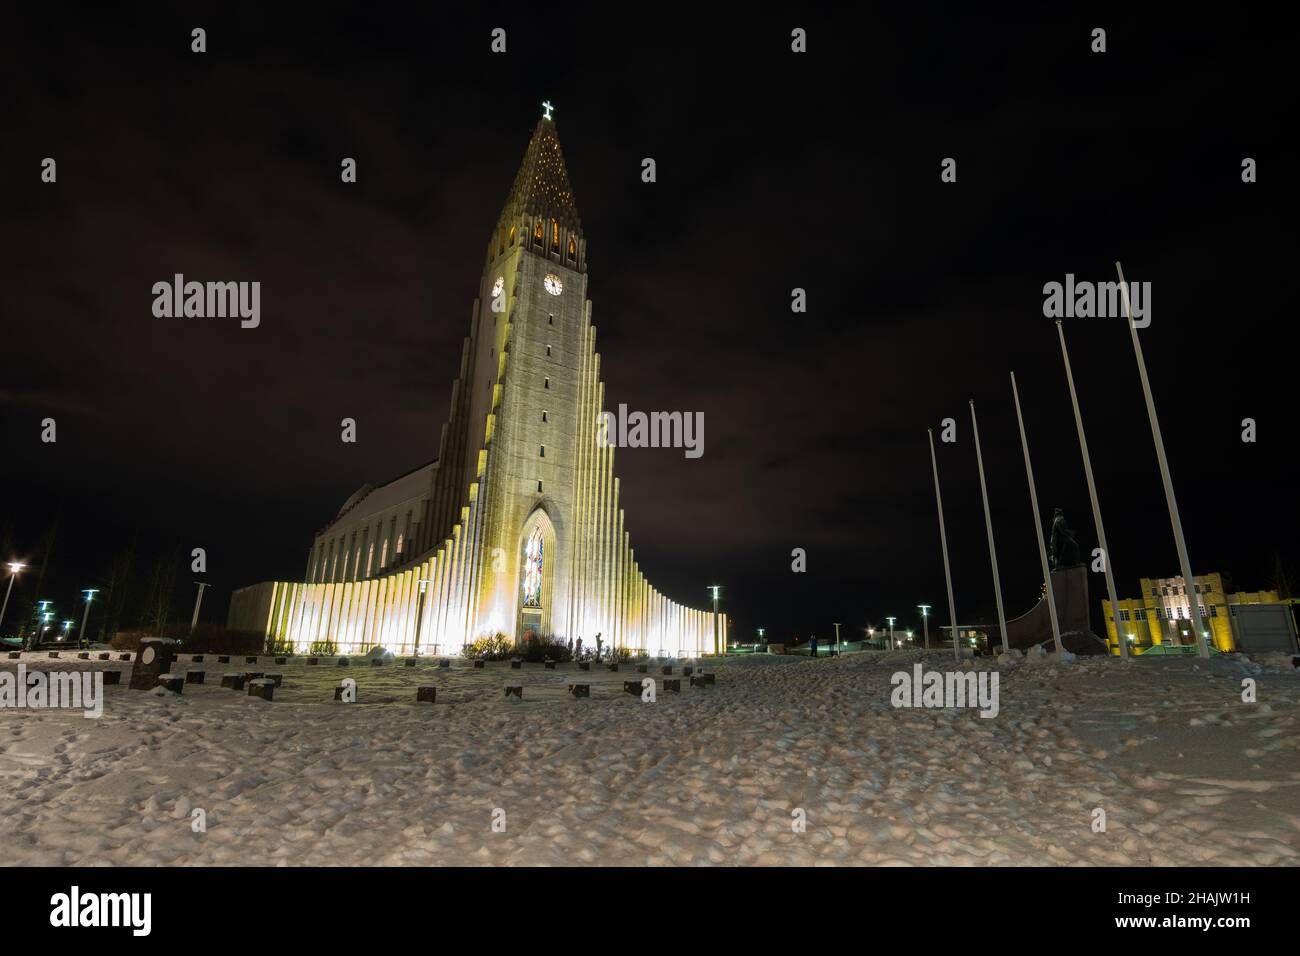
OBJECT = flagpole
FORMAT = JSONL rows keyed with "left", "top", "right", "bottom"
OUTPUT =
{"left": 969, "top": 401, "right": 1009, "bottom": 655}
{"left": 927, "top": 429, "right": 961, "bottom": 662}
{"left": 1055, "top": 320, "right": 1128, "bottom": 658}
{"left": 1011, "top": 372, "right": 1064, "bottom": 654}
{"left": 1116, "top": 263, "right": 1209, "bottom": 658}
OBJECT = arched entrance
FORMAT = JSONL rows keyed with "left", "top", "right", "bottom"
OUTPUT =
{"left": 516, "top": 507, "right": 557, "bottom": 644}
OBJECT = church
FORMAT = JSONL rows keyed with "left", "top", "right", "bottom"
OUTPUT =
{"left": 227, "top": 108, "right": 727, "bottom": 658}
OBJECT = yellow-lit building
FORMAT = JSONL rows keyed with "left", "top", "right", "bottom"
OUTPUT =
{"left": 1101, "top": 572, "right": 1281, "bottom": 655}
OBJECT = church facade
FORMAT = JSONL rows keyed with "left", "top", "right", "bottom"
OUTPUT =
{"left": 228, "top": 113, "right": 726, "bottom": 658}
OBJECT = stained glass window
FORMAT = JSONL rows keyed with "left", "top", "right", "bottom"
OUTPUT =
{"left": 522, "top": 527, "right": 544, "bottom": 608}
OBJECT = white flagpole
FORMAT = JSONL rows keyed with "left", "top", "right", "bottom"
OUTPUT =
{"left": 927, "top": 429, "right": 961, "bottom": 662}
{"left": 1011, "top": 372, "right": 1064, "bottom": 654}
{"left": 1116, "top": 263, "right": 1209, "bottom": 658}
{"left": 1055, "top": 320, "right": 1128, "bottom": 658}
{"left": 969, "top": 401, "right": 1009, "bottom": 655}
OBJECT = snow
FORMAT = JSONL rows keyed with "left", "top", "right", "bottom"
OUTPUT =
{"left": 2, "top": 649, "right": 1298, "bottom": 865}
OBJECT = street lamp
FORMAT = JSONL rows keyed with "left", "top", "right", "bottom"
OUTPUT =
{"left": 708, "top": 585, "right": 722, "bottom": 656}
{"left": 756, "top": 627, "right": 765, "bottom": 652}
{"left": 77, "top": 589, "right": 99, "bottom": 650}
{"left": 0, "top": 562, "right": 26, "bottom": 634}
{"left": 917, "top": 604, "right": 931, "bottom": 649}
{"left": 886, "top": 616, "right": 896, "bottom": 649}
{"left": 61, "top": 619, "right": 74, "bottom": 641}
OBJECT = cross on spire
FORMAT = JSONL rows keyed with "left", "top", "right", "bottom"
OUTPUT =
{"left": 542, "top": 100, "right": 554, "bottom": 120}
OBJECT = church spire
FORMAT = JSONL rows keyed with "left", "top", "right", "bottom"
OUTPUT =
{"left": 489, "top": 104, "right": 585, "bottom": 271}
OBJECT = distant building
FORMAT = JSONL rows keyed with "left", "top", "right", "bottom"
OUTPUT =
{"left": 938, "top": 624, "right": 994, "bottom": 653}
{"left": 1101, "top": 572, "right": 1285, "bottom": 654}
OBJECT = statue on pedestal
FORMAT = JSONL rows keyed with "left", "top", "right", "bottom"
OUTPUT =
{"left": 1050, "top": 508, "right": 1082, "bottom": 571}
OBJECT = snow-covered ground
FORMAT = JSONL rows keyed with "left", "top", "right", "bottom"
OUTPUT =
{"left": 2, "top": 648, "right": 1298, "bottom": 865}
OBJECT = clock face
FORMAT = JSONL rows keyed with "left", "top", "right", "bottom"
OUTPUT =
{"left": 491, "top": 276, "right": 504, "bottom": 298}
{"left": 544, "top": 274, "right": 563, "bottom": 296}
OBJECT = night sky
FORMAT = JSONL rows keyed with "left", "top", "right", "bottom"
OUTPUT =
{"left": 1, "top": 7, "right": 1291, "bottom": 645}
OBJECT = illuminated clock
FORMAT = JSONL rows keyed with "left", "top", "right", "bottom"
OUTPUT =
{"left": 491, "top": 276, "right": 504, "bottom": 298}
{"left": 544, "top": 274, "right": 563, "bottom": 296}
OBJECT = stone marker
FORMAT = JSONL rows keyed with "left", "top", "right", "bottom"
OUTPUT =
{"left": 218, "top": 656, "right": 231, "bottom": 664}
{"left": 274, "top": 657, "right": 287, "bottom": 665}
{"left": 578, "top": 661, "right": 590, "bottom": 671}
{"left": 635, "top": 664, "right": 647, "bottom": 673}
{"left": 510, "top": 660, "right": 522, "bottom": 669}
{"left": 130, "top": 638, "right": 179, "bottom": 690}
{"left": 119, "top": 653, "right": 132, "bottom": 661}
{"left": 439, "top": 659, "right": 450, "bottom": 668}
{"left": 690, "top": 673, "right": 716, "bottom": 687}
{"left": 661, "top": 665, "right": 673, "bottom": 675}
{"left": 416, "top": 686, "right": 437, "bottom": 703}
{"left": 663, "top": 678, "right": 681, "bottom": 693}
{"left": 404, "top": 658, "right": 417, "bottom": 667}
{"left": 221, "top": 674, "right": 246, "bottom": 690}
{"left": 77, "top": 652, "right": 90, "bottom": 660}
{"left": 473, "top": 660, "right": 485, "bottom": 669}
{"left": 98, "top": 652, "right": 111, "bottom": 660}
{"left": 682, "top": 665, "right": 694, "bottom": 676}
{"left": 7, "top": 652, "right": 19, "bottom": 659}
{"left": 156, "top": 674, "right": 184, "bottom": 694}
{"left": 266, "top": 673, "right": 283, "bottom": 687}
{"left": 504, "top": 685, "right": 523, "bottom": 699}
{"left": 185, "top": 670, "right": 206, "bottom": 685}
{"left": 544, "top": 661, "right": 556, "bottom": 670}
{"left": 191, "top": 655, "right": 204, "bottom": 663}
{"left": 337, "top": 658, "right": 349, "bottom": 666}
{"left": 246, "top": 656, "right": 258, "bottom": 664}
{"left": 248, "top": 678, "right": 274, "bottom": 701}
{"left": 48, "top": 652, "right": 59, "bottom": 658}
{"left": 607, "top": 663, "right": 619, "bottom": 672}
{"left": 101, "top": 670, "right": 122, "bottom": 685}
{"left": 568, "top": 683, "right": 590, "bottom": 698}
{"left": 623, "top": 680, "right": 642, "bottom": 695}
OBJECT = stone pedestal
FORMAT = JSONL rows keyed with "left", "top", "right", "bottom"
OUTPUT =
{"left": 473, "top": 660, "right": 485, "bottom": 669}
{"left": 623, "top": 680, "right": 642, "bottom": 695}
{"left": 156, "top": 675, "right": 184, "bottom": 694}
{"left": 266, "top": 673, "right": 283, "bottom": 687}
{"left": 417, "top": 686, "right": 437, "bottom": 703}
{"left": 185, "top": 671, "right": 205, "bottom": 684}
{"left": 221, "top": 674, "right": 246, "bottom": 690}
{"left": 661, "top": 665, "right": 673, "bottom": 675}
{"left": 218, "top": 656, "right": 231, "bottom": 664}
{"left": 130, "top": 638, "right": 179, "bottom": 690}
{"left": 274, "top": 657, "right": 287, "bottom": 665}
{"left": 337, "top": 658, "right": 349, "bottom": 666}
{"left": 504, "top": 685, "right": 523, "bottom": 699}
{"left": 7, "top": 652, "right": 19, "bottom": 659}
{"left": 98, "top": 652, "right": 110, "bottom": 660}
{"left": 77, "top": 652, "right": 90, "bottom": 660}
{"left": 308, "top": 657, "right": 319, "bottom": 665}
{"left": 119, "top": 653, "right": 132, "bottom": 661}
{"left": 690, "top": 673, "right": 716, "bottom": 687}
{"left": 248, "top": 678, "right": 274, "bottom": 701}
{"left": 245, "top": 656, "right": 258, "bottom": 664}
{"left": 102, "top": 671, "right": 122, "bottom": 685}
{"left": 683, "top": 665, "right": 694, "bottom": 676}
{"left": 439, "top": 659, "right": 450, "bottom": 668}
{"left": 191, "top": 655, "right": 204, "bottom": 662}
{"left": 568, "top": 684, "right": 590, "bottom": 698}
{"left": 607, "top": 663, "right": 619, "bottom": 672}
{"left": 510, "top": 660, "right": 522, "bottom": 669}
{"left": 404, "top": 658, "right": 417, "bottom": 667}
{"left": 663, "top": 679, "right": 681, "bottom": 693}
{"left": 48, "top": 652, "right": 59, "bottom": 658}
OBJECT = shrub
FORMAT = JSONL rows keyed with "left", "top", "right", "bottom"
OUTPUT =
{"left": 464, "top": 633, "right": 513, "bottom": 660}
{"left": 518, "top": 633, "right": 572, "bottom": 663}
{"left": 310, "top": 639, "right": 338, "bottom": 656}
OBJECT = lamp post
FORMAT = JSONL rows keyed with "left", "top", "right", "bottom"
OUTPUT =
{"left": 708, "top": 585, "right": 722, "bottom": 656}
{"left": 1, "top": 562, "right": 26, "bottom": 634}
{"left": 77, "top": 589, "right": 99, "bottom": 650}
{"left": 30, "top": 600, "right": 51, "bottom": 650}
{"left": 833, "top": 621, "right": 842, "bottom": 655}
{"left": 917, "top": 604, "right": 931, "bottom": 649}
{"left": 756, "top": 627, "right": 765, "bottom": 652}
{"left": 61, "top": 619, "right": 73, "bottom": 642}
{"left": 886, "top": 616, "right": 896, "bottom": 649}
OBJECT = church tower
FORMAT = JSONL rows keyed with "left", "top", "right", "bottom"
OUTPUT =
{"left": 228, "top": 106, "right": 727, "bottom": 658}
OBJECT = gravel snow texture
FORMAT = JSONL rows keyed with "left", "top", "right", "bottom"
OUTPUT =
{"left": 2, "top": 649, "right": 1298, "bottom": 866}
